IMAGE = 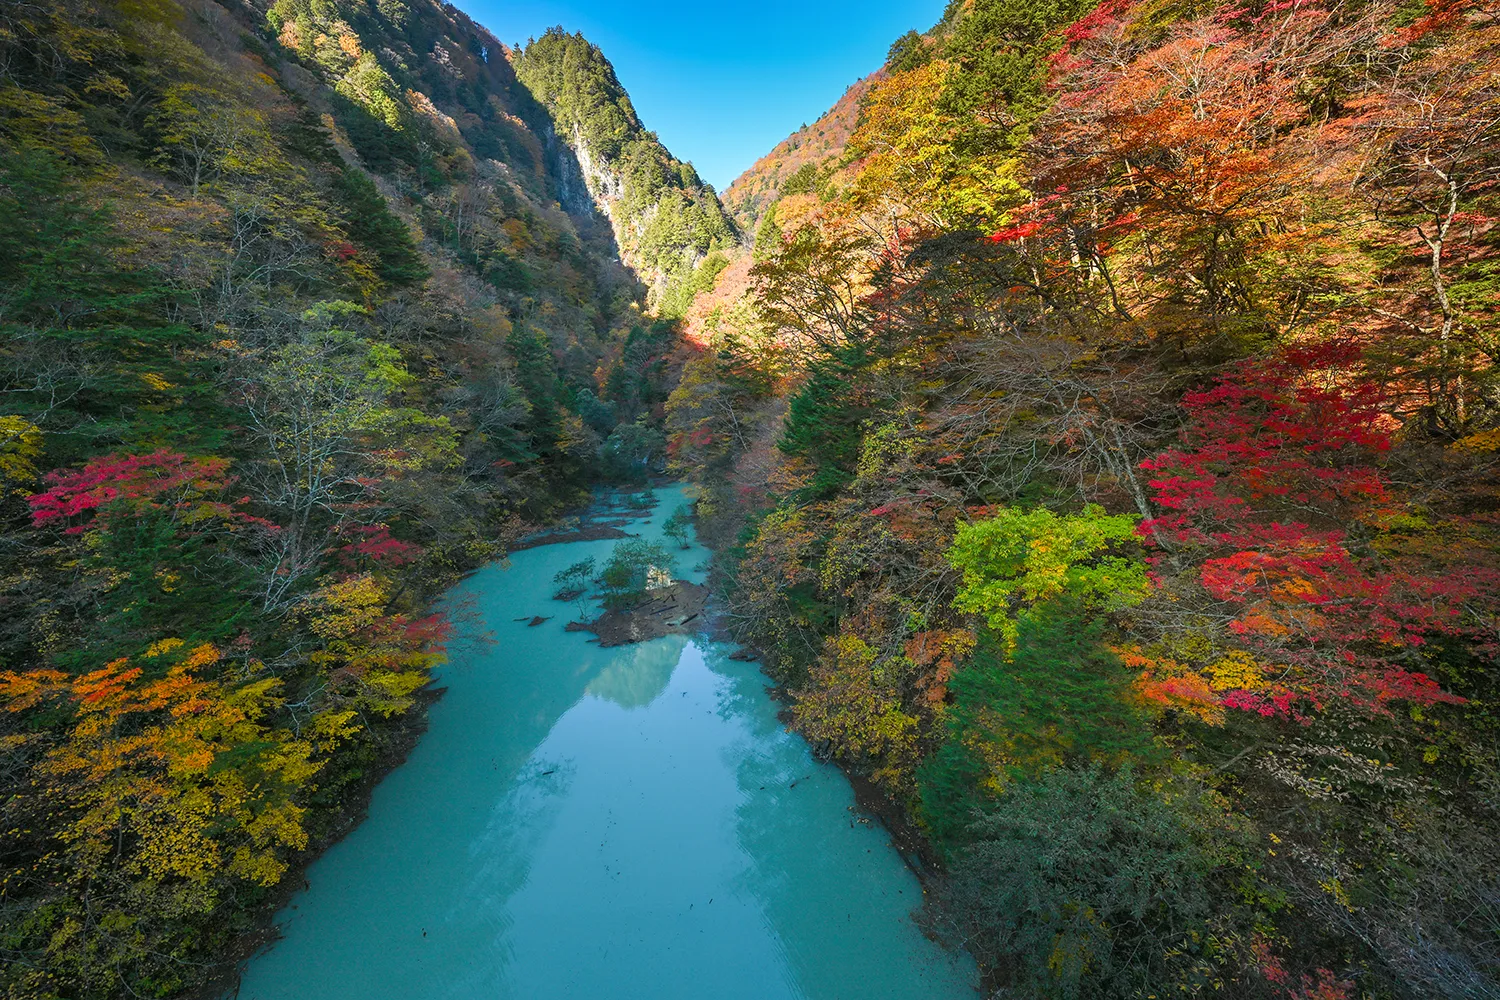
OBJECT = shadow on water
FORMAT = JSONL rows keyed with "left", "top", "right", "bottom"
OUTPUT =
{"left": 700, "top": 644, "right": 974, "bottom": 999}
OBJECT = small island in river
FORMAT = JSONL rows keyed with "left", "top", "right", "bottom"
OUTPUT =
{"left": 567, "top": 580, "right": 711, "bottom": 647}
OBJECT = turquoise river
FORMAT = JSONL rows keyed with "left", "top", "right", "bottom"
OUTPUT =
{"left": 236, "top": 484, "right": 977, "bottom": 999}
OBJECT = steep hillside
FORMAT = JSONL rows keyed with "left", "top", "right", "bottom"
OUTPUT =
{"left": 719, "top": 26, "right": 946, "bottom": 234}
{"left": 0, "top": 0, "right": 703, "bottom": 996}
{"left": 721, "top": 69, "right": 881, "bottom": 232}
{"left": 671, "top": 0, "right": 1500, "bottom": 996}
{"left": 513, "top": 28, "right": 739, "bottom": 316}
{"left": 690, "top": 64, "right": 895, "bottom": 347}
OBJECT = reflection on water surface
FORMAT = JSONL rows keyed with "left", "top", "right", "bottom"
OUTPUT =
{"left": 236, "top": 485, "right": 976, "bottom": 1000}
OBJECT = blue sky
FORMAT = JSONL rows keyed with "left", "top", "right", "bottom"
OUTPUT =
{"left": 461, "top": 0, "right": 948, "bottom": 191}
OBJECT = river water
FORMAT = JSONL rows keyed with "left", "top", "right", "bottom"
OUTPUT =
{"left": 236, "top": 484, "right": 976, "bottom": 999}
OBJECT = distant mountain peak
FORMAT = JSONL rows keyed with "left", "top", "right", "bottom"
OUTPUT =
{"left": 514, "top": 28, "right": 738, "bottom": 315}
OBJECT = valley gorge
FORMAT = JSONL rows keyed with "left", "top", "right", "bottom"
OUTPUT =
{"left": 2, "top": 0, "right": 1499, "bottom": 998}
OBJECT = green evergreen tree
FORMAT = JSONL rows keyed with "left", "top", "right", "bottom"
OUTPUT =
{"left": 778, "top": 342, "right": 873, "bottom": 497}
{"left": 920, "top": 615, "right": 1159, "bottom": 849}
{"left": 948, "top": 764, "right": 1244, "bottom": 999}
{"left": 333, "top": 167, "right": 429, "bottom": 286}
{"left": 887, "top": 30, "right": 932, "bottom": 73}
{"left": 506, "top": 325, "right": 563, "bottom": 459}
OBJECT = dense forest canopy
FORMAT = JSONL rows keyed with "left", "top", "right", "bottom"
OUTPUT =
{"left": 0, "top": 0, "right": 701, "bottom": 995}
{"left": 669, "top": 0, "right": 1500, "bottom": 996}
{"left": 2, "top": 0, "right": 1498, "bottom": 996}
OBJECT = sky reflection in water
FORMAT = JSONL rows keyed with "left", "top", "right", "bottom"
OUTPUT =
{"left": 236, "top": 485, "right": 976, "bottom": 1000}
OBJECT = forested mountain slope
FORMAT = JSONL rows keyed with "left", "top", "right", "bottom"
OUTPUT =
{"left": 721, "top": 69, "right": 882, "bottom": 232}
{"left": 0, "top": 0, "right": 702, "bottom": 995}
{"left": 670, "top": 0, "right": 1500, "bottom": 996}
{"left": 513, "top": 28, "right": 739, "bottom": 317}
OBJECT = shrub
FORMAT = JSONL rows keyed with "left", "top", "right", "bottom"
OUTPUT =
{"left": 662, "top": 503, "right": 692, "bottom": 548}
{"left": 598, "top": 539, "right": 675, "bottom": 610}
{"left": 947, "top": 764, "right": 1245, "bottom": 999}
{"left": 552, "top": 557, "right": 595, "bottom": 600}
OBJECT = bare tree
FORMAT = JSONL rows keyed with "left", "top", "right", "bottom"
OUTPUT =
{"left": 230, "top": 303, "right": 456, "bottom": 612}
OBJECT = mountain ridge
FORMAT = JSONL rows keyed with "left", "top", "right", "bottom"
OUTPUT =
{"left": 514, "top": 27, "right": 739, "bottom": 315}
{"left": 721, "top": 68, "right": 883, "bottom": 232}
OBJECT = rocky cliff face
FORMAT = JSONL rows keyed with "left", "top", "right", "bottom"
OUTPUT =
{"left": 547, "top": 123, "right": 612, "bottom": 216}
{"left": 513, "top": 29, "right": 738, "bottom": 312}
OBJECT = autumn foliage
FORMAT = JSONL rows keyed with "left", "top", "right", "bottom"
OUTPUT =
{"left": 0, "top": 0, "right": 690, "bottom": 993}
{"left": 670, "top": 0, "right": 1500, "bottom": 994}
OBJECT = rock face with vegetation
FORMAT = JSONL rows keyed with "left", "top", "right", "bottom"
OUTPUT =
{"left": 512, "top": 28, "right": 739, "bottom": 316}
{"left": 668, "top": 0, "right": 1500, "bottom": 996}
{"left": 0, "top": 0, "right": 696, "bottom": 995}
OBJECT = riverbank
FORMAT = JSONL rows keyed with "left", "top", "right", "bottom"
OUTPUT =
{"left": 200, "top": 488, "right": 656, "bottom": 998}
{"left": 191, "top": 685, "right": 444, "bottom": 1000}
{"left": 555, "top": 500, "right": 949, "bottom": 891}
{"left": 695, "top": 552, "right": 960, "bottom": 947}
{"left": 231, "top": 481, "right": 975, "bottom": 999}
